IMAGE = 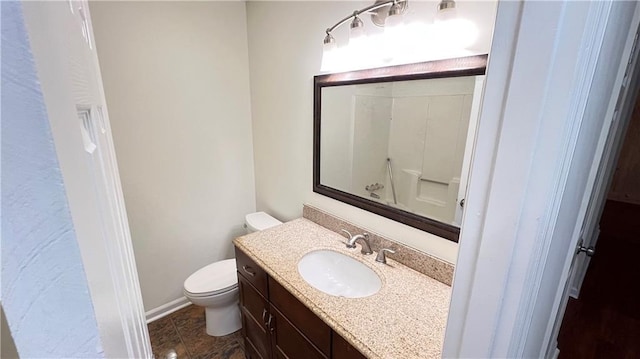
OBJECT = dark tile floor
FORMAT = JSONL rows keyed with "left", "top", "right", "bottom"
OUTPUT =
{"left": 148, "top": 305, "right": 245, "bottom": 359}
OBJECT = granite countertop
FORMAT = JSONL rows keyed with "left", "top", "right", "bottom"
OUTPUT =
{"left": 233, "top": 218, "right": 451, "bottom": 359}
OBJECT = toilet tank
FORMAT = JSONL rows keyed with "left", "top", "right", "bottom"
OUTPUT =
{"left": 245, "top": 212, "right": 282, "bottom": 233}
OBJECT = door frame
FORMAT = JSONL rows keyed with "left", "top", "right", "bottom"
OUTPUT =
{"left": 444, "top": 1, "right": 640, "bottom": 357}
{"left": 20, "top": 2, "right": 152, "bottom": 357}
{"left": 455, "top": 75, "right": 486, "bottom": 226}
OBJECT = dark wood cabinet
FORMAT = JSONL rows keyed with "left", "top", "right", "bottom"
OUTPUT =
{"left": 235, "top": 246, "right": 366, "bottom": 359}
{"left": 268, "top": 277, "right": 331, "bottom": 357}
{"left": 238, "top": 274, "right": 270, "bottom": 359}
{"left": 270, "top": 305, "right": 327, "bottom": 359}
{"left": 332, "top": 333, "right": 367, "bottom": 359}
{"left": 236, "top": 247, "right": 268, "bottom": 296}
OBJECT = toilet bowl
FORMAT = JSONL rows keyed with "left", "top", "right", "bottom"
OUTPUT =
{"left": 183, "top": 212, "right": 282, "bottom": 336}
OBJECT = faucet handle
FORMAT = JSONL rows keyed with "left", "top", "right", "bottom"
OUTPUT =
{"left": 376, "top": 248, "right": 396, "bottom": 264}
{"left": 341, "top": 229, "right": 357, "bottom": 248}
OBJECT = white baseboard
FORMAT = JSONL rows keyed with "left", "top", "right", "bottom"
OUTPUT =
{"left": 145, "top": 297, "right": 191, "bottom": 323}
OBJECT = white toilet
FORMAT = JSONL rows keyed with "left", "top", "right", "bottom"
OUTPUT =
{"left": 183, "top": 212, "right": 282, "bottom": 336}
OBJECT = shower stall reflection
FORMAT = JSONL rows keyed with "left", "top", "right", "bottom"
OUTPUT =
{"left": 320, "top": 75, "right": 484, "bottom": 227}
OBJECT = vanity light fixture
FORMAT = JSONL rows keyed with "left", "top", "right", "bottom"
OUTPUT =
{"left": 320, "top": 35, "right": 337, "bottom": 72}
{"left": 321, "top": 0, "right": 409, "bottom": 71}
{"left": 349, "top": 13, "right": 365, "bottom": 43}
{"left": 322, "top": 0, "right": 409, "bottom": 41}
{"left": 348, "top": 13, "right": 367, "bottom": 56}
{"left": 433, "top": 0, "right": 478, "bottom": 49}
{"left": 320, "top": 0, "right": 475, "bottom": 72}
{"left": 385, "top": 1, "right": 405, "bottom": 29}
{"left": 436, "top": 0, "right": 457, "bottom": 21}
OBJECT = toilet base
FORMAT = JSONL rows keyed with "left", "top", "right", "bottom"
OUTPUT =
{"left": 185, "top": 286, "right": 242, "bottom": 337}
{"left": 204, "top": 302, "right": 242, "bottom": 337}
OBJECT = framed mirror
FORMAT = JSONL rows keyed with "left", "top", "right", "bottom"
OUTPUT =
{"left": 313, "top": 55, "right": 487, "bottom": 242}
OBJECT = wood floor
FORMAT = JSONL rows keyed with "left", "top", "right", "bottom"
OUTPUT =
{"left": 557, "top": 200, "right": 640, "bottom": 359}
{"left": 147, "top": 305, "right": 245, "bottom": 359}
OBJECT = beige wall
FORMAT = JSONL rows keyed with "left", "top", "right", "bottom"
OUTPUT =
{"left": 91, "top": 1, "right": 256, "bottom": 311}
{"left": 246, "top": 1, "right": 496, "bottom": 263}
{"left": 88, "top": 1, "right": 496, "bottom": 312}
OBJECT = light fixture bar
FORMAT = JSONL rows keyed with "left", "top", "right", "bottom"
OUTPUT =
{"left": 324, "top": 0, "right": 408, "bottom": 35}
{"left": 438, "top": 0, "right": 456, "bottom": 11}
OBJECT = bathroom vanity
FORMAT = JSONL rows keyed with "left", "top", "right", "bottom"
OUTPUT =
{"left": 233, "top": 218, "right": 451, "bottom": 359}
{"left": 235, "top": 247, "right": 365, "bottom": 359}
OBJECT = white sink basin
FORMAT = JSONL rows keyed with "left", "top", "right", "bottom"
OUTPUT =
{"left": 297, "top": 250, "right": 381, "bottom": 298}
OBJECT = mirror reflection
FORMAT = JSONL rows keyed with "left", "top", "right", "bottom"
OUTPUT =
{"left": 320, "top": 75, "right": 484, "bottom": 227}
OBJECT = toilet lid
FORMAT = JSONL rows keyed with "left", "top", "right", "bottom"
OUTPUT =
{"left": 184, "top": 259, "right": 237, "bottom": 296}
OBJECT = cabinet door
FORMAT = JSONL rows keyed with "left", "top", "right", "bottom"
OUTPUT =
{"left": 239, "top": 274, "right": 270, "bottom": 359}
{"left": 269, "top": 305, "right": 328, "bottom": 359}
{"left": 332, "top": 333, "right": 367, "bottom": 359}
{"left": 269, "top": 277, "right": 331, "bottom": 356}
{"left": 244, "top": 338, "right": 265, "bottom": 359}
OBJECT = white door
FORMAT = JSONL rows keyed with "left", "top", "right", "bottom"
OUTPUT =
{"left": 543, "top": 15, "right": 640, "bottom": 359}
{"left": 569, "top": 28, "right": 640, "bottom": 299}
{"left": 21, "top": 1, "right": 151, "bottom": 357}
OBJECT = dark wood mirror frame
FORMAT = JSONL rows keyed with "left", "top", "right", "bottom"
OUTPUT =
{"left": 313, "top": 54, "right": 488, "bottom": 242}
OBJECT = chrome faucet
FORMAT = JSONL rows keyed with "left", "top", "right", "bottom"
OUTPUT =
{"left": 341, "top": 229, "right": 373, "bottom": 255}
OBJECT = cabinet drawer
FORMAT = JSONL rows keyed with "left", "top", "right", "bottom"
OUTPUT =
{"left": 235, "top": 246, "right": 268, "bottom": 297}
{"left": 271, "top": 305, "right": 327, "bottom": 359}
{"left": 268, "top": 277, "right": 331, "bottom": 357}
{"left": 332, "top": 332, "right": 366, "bottom": 359}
